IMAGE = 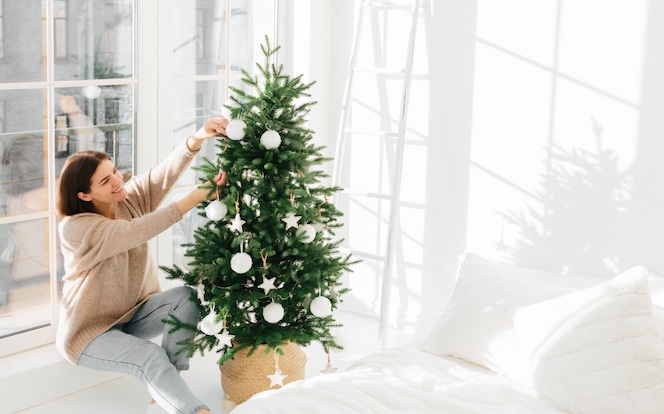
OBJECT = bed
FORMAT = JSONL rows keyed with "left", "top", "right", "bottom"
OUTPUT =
{"left": 230, "top": 253, "right": 664, "bottom": 414}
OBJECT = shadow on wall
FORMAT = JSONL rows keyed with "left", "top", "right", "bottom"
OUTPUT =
{"left": 494, "top": 0, "right": 664, "bottom": 278}
{"left": 500, "top": 136, "right": 629, "bottom": 278}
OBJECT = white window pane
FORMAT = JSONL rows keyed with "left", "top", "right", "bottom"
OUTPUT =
{"left": 2, "top": 2, "right": 44, "bottom": 82}
{"left": 0, "top": 219, "right": 52, "bottom": 336}
{"left": 172, "top": 0, "right": 227, "bottom": 76}
{"left": 54, "top": 85, "right": 134, "bottom": 174}
{"left": 54, "top": 0, "right": 134, "bottom": 81}
{"left": 227, "top": 0, "right": 278, "bottom": 74}
{"left": 0, "top": 102, "right": 54, "bottom": 331}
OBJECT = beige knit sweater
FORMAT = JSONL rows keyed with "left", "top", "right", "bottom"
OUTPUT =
{"left": 56, "top": 141, "right": 199, "bottom": 364}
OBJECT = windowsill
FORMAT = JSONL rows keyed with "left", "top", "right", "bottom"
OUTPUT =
{"left": 0, "top": 342, "right": 128, "bottom": 413}
{"left": 0, "top": 342, "right": 62, "bottom": 380}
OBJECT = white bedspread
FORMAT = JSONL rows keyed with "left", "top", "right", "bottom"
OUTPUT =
{"left": 230, "top": 350, "right": 563, "bottom": 414}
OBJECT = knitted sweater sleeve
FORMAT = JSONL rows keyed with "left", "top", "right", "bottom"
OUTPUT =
{"left": 59, "top": 140, "right": 199, "bottom": 274}
{"left": 58, "top": 204, "right": 182, "bottom": 273}
{"left": 124, "top": 140, "right": 200, "bottom": 214}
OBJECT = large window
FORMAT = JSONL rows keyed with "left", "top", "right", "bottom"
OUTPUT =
{"left": 0, "top": 0, "right": 276, "bottom": 356}
{"left": 0, "top": 0, "right": 135, "bottom": 355}
{"left": 167, "top": 0, "right": 276, "bottom": 271}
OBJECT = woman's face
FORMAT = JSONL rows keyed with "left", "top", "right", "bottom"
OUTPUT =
{"left": 77, "top": 159, "right": 128, "bottom": 205}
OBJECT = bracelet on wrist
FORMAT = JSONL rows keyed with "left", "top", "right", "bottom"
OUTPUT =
{"left": 185, "top": 136, "right": 202, "bottom": 153}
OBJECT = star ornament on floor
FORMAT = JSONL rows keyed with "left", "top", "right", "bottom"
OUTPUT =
{"left": 267, "top": 368, "right": 288, "bottom": 388}
{"left": 320, "top": 363, "right": 337, "bottom": 374}
{"left": 215, "top": 329, "right": 235, "bottom": 348}
{"left": 258, "top": 275, "right": 277, "bottom": 295}
{"left": 281, "top": 212, "right": 301, "bottom": 230}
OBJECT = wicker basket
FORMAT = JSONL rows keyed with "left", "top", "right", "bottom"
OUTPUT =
{"left": 220, "top": 341, "right": 307, "bottom": 403}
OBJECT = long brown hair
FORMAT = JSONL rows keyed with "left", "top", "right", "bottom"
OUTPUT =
{"left": 57, "top": 151, "right": 111, "bottom": 217}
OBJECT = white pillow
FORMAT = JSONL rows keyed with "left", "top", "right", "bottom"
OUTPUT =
{"left": 513, "top": 267, "right": 664, "bottom": 414}
{"left": 421, "top": 253, "right": 604, "bottom": 379}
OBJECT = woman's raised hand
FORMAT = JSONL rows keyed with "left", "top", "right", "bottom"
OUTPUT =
{"left": 187, "top": 117, "right": 229, "bottom": 152}
{"left": 195, "top": 117, "right": 228, "bottom": 139}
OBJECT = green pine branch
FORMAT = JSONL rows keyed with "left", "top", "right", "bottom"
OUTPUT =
{"left": 161, "top": 35, "right": 359, "bottom": 366}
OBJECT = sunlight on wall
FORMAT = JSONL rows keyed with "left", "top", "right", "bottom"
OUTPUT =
{"left": 315, "top": 0, "right": 662, "bottom": 348}
{"left": 467, "top": 0, "right": 650, "bottom": 276}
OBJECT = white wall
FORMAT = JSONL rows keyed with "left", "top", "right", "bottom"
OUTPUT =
{"left": 294, "top": 0, "right": 664, "bottom": 347}
{"left": 467, "top": 0, "right": 664, "bottom": 276}
{"left": 5, "top": 2, "right": 663, "bottom": 408}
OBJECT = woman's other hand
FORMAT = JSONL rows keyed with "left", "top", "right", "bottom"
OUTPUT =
{"left": 176, "top": 170, "right": 228, "bottom": 216}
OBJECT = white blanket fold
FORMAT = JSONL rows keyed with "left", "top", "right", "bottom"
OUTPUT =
{"left": 230, "top": 350, "right": 562, "bottom": 414}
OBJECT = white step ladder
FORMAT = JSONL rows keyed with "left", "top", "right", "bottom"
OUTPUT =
{"left": 332, "top": 0, "right": 420, "bottom": 348}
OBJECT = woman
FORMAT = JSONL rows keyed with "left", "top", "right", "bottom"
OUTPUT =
{"left": 56, "top": 117, "right": 228, "bottom": 414}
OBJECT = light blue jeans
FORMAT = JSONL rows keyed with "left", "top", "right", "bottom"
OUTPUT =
{"left": 78, "top": 286, "right": 208, "bottom": 414}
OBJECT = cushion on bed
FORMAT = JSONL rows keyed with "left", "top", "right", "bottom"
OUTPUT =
{"left": 513, "top": 267, "right": 664, "bottom": 414}
{"left": 420, "top": 253, "right": 605, "bottom": 380}
{"left": 421, "top": 253, "right": 664, "bottom": 381}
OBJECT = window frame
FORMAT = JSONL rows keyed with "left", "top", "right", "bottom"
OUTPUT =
{"left": 53, "top": 0, "right": 67, "bottom": 60}
{"left": 0, "top": 0, "right": 279, "bottom": 358}
{"left": 0, "top": 0, "right": 138, "bottom": 358}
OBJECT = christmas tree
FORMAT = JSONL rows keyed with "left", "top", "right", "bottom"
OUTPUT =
{"left": 161, "top": 37, "right": 356, "bottom": 366}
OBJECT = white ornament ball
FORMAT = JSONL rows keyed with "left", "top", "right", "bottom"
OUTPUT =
{"left": 310, "top": 296, "right": 333, "bottom": 317}
{"left": 83, "top": 85, "right": 101, "bottom": 99}
{"left": 205, "top": 200, "right": 227, "bottom": 221}
{"left": 226, "top": 119, "right": 246, "bottom": 141}
{"left": 260, "top": 129, "right": 281, "bottom": 150}
{"left": 221, "top": 99, "right": 234, "bottom": 119}
{"left": 200, "top": 311, "right": 224, "bottom": 335}
{"left": 296, "top": 224, "right": 316, "bottom": 243}
{"left": 263, "top": 302, "right": 285, "bottom": 323}
{"left": 230, "top": 252, "right": 252, "bottom": 274}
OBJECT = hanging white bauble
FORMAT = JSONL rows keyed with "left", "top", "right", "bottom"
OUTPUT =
{"left": 226, "top": 119, "right": 246, "bottom": 140}
{"left": 296, "top": 224, "right": 316, "bottom": 243}
{"left": 260, "top": 129, "right": 281, "bottom": 150}
{"left": 205, "top": 200, "right": 227, "bottom": 221}
{"left": 263, "top": 302, "right": 285, "bottom": 323}
{"left": 310, "top": 296, "right": 333, "bottom": 317}
{"left": 200, "top": 311, "right": 224, "bottom": 335}
{"left": 221, "top": 99, "right": 234, "bottom": 119}
{"left": 230, "top": 252, "right": 252, "bottom": 274}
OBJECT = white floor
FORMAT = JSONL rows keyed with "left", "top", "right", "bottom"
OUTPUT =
{"left": 8, "top": 310, "right": 380, "bottom": 414}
